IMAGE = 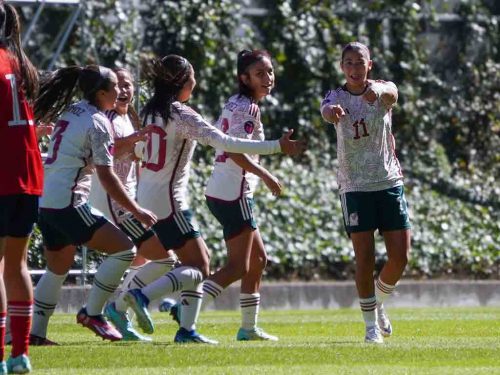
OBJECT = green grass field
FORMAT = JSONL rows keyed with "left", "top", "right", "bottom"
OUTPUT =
{"left": 26, "top": 307, "right": 499, "bottom": 374}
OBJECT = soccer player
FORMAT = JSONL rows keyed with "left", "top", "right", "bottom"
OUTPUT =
{"left": 30, "top": 68, "right": 175, "bottom": 344}
{"left": 33, "top": 65, "right": 157, "bottom": 343}
{"left": 202, "top": 50, "right": 283, "bottom": 341}
{"left": 0, "top": 2, "right": 42, "bottom": 373}
{"left": 320, "top": 42, "right": 411, "bottom": 344}
{"left": 123, "top": 54, "right": 305, "bottom": 344}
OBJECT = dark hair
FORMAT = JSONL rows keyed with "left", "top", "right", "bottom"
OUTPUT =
{"left": 113, "top": 67, "right": 141, "bottom": 130}
{"left": 236, "top": 49, "right": 272, "bottom": 99}
{"left": 0, "top": 2, "right": 38, "bottom": 101}
{"left": 35, "top": 65, "right": 116, "bottom": 123}
{"left": 341, "top": 42, "right": 371, "bottom": 61}
{"left": 141, "top": 55, "right": 192, "bottom": 124}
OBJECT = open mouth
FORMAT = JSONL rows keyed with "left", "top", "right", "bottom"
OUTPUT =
{"left": 117, "top": 96, "right": 129, "bottom": 103}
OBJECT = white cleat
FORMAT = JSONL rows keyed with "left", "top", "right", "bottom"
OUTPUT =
{"left": 377, "top": 305, "right": 393, "bottom": 337}
{"left": 364, "top": 325, "right": 384, "bottom": 344}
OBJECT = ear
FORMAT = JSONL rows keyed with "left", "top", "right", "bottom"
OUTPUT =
{"left": 367, "top": 59, "right": 373, "bottom": 71}
{"left": 240, "top": 73, "right": 250, "bottom": 86}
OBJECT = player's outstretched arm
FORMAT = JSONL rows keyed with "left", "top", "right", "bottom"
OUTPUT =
{"left": 364, "top": 80, "right": 398, "bottom": 109}
{"left": 95, "top": 165, "right": 157, "bottom": 227}
{"left": 278, "top": 129, "right": 306, "bottom": 156}
{"left": 321, "top": 105, "right": 345, "bottom": 125}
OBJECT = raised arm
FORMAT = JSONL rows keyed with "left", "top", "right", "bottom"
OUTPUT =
{"left": 364, "top": 80, "right": 398, "bottom": 109}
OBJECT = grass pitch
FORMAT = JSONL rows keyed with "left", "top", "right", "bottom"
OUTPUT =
{"left": 27, "top": 307, "right": 499, "bottom": 374}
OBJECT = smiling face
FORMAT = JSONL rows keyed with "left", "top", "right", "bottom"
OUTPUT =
{"left": 341, "top": 49, "right": 372, "bottom": 94}
{"left": 115, "top": 70, "right": 134, "bottom": 115}
{"left": 240, "top": 56, "right": 275, "bottom": 101}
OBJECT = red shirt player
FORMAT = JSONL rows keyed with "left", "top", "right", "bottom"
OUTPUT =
{"left": 0, "top": 2, "right": 43, "bottom": 372}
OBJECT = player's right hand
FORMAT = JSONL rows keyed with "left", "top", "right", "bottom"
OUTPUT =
{"left": 262, "top": 173, "right": 283, "bottom": 196}
{"left": 324, "top": 104, "right": 345, "bottom": 124}
{"left": 133, "top": 207, "right": 157, "bottom": 228}
{"left": 279, "top": 129, "right": 306, "bottom": 156}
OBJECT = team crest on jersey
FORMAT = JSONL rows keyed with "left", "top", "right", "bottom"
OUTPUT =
{"left": 244, "top": 121, "right": 254, "bottom": 134}
{"left": 349, "top": 212, "right": 359, "bottom": 226}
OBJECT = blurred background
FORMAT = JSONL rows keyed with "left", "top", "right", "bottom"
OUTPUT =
{"left": 11, "top": 0, "right": 499, "bottom": 282}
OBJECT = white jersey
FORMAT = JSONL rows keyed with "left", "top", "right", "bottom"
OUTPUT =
{"left": 137, "top": 101, "right": 281, "bottom": 220}
{"left": 41, "top": 100, "right": 114, "bottom": 209}
{"left": 320, "top": 81, "right": 403, "bottom": 193}
{"left": 89, "top": 111, "right": 137, "bottom": 223}
{"left": 205, "top": 94, "right": 263, "bottom": 201}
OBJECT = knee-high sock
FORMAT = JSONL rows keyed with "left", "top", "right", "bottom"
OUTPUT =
{"left": 202, "top": 280, "right": 223, "bottom": 309}
{"left": 141, "top": 266, "right": 202, "bottom": 303}
{"left": 115, "top": 257, "right": 177, "bottom": 312}
{"left": 359, "top": 296, "right": 377, "bottom": 327}
{"left": 31, "top": 269, "right": 68, "bottom": 338}
{"left": 9, "top": 301, "right": 33, "bottom": 357}
{"left": 375, "top": 278, "right": 396, "bottom": 307}
{"left": 86, "top": 248, "right": 135, "bottom": 316}
{"left": 240, "top": 293, "right": 260, "bottom": 330}
{"left": 180, "top": 282, "right": 203, "bottom": 331}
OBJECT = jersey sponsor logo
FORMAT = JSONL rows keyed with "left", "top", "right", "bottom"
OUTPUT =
{"left": 244, "top": 121, "right": 254, "bottom": 134}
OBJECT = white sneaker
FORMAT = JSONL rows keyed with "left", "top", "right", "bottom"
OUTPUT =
{"left": 365, "top": 325, "right": 384, "bottom": 344}
{"left": 377, "top": 304, "right": 393, "bottom": 337}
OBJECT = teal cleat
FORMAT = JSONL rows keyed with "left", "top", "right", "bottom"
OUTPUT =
{"left": 236, "top": 327, "right": 279, "bottom": 341}
{"left": 104, "top": 302, "right": 152, "bottom": 342}
{"left": 123, "top": 289, "right": 154, "bottom": 334}
{"left": 6, "top": 354, "right": 32, "bottom": 374}
{"left": 169, "top": 302, "right": 181, "bottom": 326}
{"left": 174, "top": 327, "right": 218, "bottom": 345}
{"left": 0, "top": 361, "right": 6, "bottom": 375}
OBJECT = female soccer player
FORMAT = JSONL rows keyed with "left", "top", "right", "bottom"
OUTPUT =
{"left": 30, "top": 68, "right": 175, "bottom": 343}
{"left": 124, "top": 54, "right": 305, "bottom": 344}
{"left": 320, "top": 42, "right": 411, "bottom": 344}
{"left": 202, "top": 49, "right": 283, "bottom": 341}
{"left": 0, "top": 2, "right": 41, "bottom": 372}
{"left": 33, "top": 64, "right": 157, "bottom": 343}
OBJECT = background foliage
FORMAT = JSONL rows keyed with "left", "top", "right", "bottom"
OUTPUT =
{"left": 20, "top": 0, "right": 499, "bottom": 279}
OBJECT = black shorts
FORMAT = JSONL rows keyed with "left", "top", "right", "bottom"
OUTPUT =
{"left": 152, "top": 210, "right": 200, "bottom": 250}
{"left": 117, "top": 215, "right": 155, "bottom": 246}
{"left": 38, "top": 203, "right": 108, "bottom": 251}
{"left": 0, "top": 194, "right": 39, "bottom": 237}
{"left": 206, "top": 196, "right": 257, "bottom": 240}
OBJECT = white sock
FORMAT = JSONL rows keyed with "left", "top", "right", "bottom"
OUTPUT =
{"left": 240, "top": 293, "right": 260, "bottom": 330}
{"left": 359, "top": 296, "right": 378, "bottom": 327}
{"left": 86, "top": 248, "right": 135, "bottom": 316}
{"left": 31, "top": 269, "right": 68, "bottom": 338}
{"left": 202, "top": 280, "right": 223, "bottom": 308}
{"left": 115, "top": 257, "right": 176, "bottom": 312}
{"left": 180, "top": 282, "right": 203, "bottom": 331}
{"left": 375, "top": 278, "right": 396, "bottom": 307}
{"left": 141, "top": 266, "right": 202, "bottom": 302}
{"left": 120, "top": 265, "right": 142, "bottom": 292}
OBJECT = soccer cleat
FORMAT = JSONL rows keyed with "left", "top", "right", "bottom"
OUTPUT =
{"left": 377, "top": 305, "right": 393, "bottom": 337}
{"left": 123, "top": 289, "right": 154, "bottom": 334}
{"left": 174, "top": 327, "right": 218, "bottom": 345}
{"left": 104, "top": 302, "right": 152, "bottom": 342}
{"left": 6, "top": 354, "right": 32, "bottom": 374}
{"left": 158, "top": 298, "right": 177, "bottom": 313}
{"left": 0, "top": 361, "right": 6, "bottom": 375}
{"left": 76, "top": 307, "right": 122, "bottom": 341}
{"left": 29, "top": 334, "right": 59, "bottom": 346}
{"left": 236, "top": 327, "right": 279, "bottom": 341}
{"left": 169, "top": 302, "right": 181, "bottom": 326}
{"left": 364, "top": 325, "right": 384, "bottom": 344}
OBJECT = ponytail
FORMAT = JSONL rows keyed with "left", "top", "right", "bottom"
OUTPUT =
{"left": 35, "top": 65, "right": 115, "bottom": 124}
{"left": 35, "top": 66, "right": 81, "bottom": 123}
{"left": 141, "top": 55, "right": 191, "bottom": 124}
{"left": 1, "top": 3, "right": 39, "bottom": 102}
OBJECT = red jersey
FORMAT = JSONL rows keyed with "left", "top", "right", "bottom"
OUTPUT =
{"left": 0, "top": 48, "right": 43, "bottom": 196}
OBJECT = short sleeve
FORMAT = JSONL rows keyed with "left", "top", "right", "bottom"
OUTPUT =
{"left": 90, "top": 114, "right": 114, "bottom": 166}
